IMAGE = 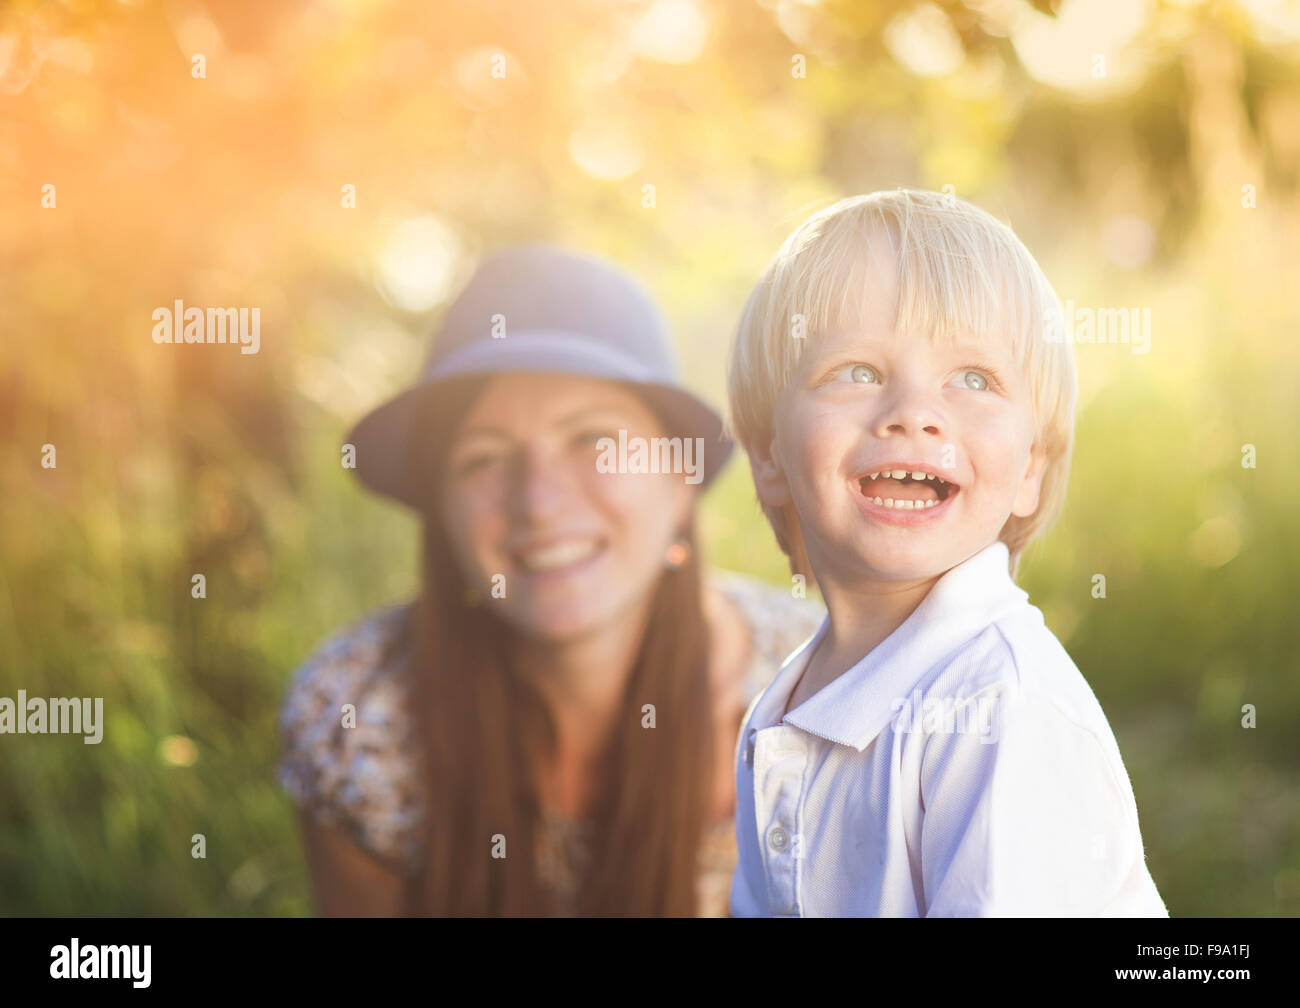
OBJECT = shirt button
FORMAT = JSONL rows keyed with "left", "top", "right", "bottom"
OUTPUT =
{"left": 768, "top": 825, "right": 789, "bottom": 853}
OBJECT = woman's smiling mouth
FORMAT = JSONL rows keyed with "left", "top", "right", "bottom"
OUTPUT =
{"left": 512, "top": 537, "right": 607, "bottom": 574}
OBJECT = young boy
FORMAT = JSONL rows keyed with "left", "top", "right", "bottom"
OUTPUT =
{"left": 725, "top": 189, "right": 1167, "bottom": 916}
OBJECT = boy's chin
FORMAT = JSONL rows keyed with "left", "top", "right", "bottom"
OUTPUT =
{"left": 853, "top": 536, "right": 1014, "bottom": 583}
{"left": 816, "top": 546, "right": 951, "bottom": 586}
{"left": 868, "top": 535, "right": 984, "bottom": 576}
{"left": 861, "top": 559, "right": 950, "bottom": 584}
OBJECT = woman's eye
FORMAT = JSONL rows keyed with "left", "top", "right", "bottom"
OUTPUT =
{"left": 574, "top": 429, "right": 616, "bottom": 449}
{"left": 453, "top": 452, "right": 504, "bottom": 476}
{"left": 832, "top": 364, "right": 879, "bottom": 384}
{"left": 953, "top": 369, "right": 991, "bottom": 391}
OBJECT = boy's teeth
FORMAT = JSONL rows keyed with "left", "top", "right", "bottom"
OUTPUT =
{"left": 866, "top": 469, "right": 939, "bottom": 481}
{"left": 866, "top": 496, "right": 940, "bottom": 509}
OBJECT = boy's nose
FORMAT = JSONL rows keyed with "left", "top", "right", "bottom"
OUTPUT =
{"left": 873, "top": 388, "right": 944, "bottom": 439}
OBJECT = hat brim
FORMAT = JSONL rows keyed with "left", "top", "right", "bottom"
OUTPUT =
{"left": 346, "top": 367, "right": 735, "bottom": 511}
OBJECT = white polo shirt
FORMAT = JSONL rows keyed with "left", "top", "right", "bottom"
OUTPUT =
{"left": 730, "top": 540, "right": 1168, "bottom": 917}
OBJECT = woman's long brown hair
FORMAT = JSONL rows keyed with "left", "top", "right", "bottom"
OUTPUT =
{"left": 392, "top": 376, "right": 715, "bottom": 916}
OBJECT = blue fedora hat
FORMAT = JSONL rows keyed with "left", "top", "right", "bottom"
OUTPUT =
{"left": 346, "top": 242, "right": 734, "bottom": 508}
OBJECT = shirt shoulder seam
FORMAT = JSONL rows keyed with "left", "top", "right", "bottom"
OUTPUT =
{"left": 985, "top": 618, "right": 1133, "bottom": 808}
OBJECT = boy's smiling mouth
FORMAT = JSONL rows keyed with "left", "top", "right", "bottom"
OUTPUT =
{"left": 855, "top": 464, "right": 960, "bottom": 511}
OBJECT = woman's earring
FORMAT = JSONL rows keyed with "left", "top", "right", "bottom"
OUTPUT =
{"left": 664, "top": 537, "right": 691, "bottom": 569}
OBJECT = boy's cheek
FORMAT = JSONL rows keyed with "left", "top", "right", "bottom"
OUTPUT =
{"left": 791, "top": 408, "right": 859, "bottom": 459}
{"left": 961, "top": 409, "right": 1036, "bottom": 466}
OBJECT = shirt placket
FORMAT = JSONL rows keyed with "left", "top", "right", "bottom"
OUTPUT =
{"left": 748, "top": 725, "right": 808, "bottom": 916}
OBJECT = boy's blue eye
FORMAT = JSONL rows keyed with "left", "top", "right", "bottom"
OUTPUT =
{"left": 954, "top": 370, "right": 990, "bottom": 391}
{"left": 833, "top": 364, "right": 879, "bottom": 384}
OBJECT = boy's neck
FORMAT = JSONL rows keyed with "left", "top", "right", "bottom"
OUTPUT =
{"left": 784, "top": 572, "right": 941, "bottom": 718}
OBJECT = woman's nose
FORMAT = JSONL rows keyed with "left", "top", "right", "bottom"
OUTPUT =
{"left": 510, "top": 443, "right": 575, "bottom": 521}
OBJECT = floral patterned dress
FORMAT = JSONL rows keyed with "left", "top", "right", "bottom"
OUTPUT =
{"left": 277, "top": 569, "right": 826, "bottom": 916}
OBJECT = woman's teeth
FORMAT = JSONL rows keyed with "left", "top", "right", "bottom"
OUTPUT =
{"left": 516, "top": 540, "right": 602, "bottom": 572}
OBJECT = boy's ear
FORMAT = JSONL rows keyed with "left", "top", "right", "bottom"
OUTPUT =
{"left": 1011, "top": 440, "right": 1048, "bottom": 518}
{"left": 748, "top": 433, "right": 792, "bottom": 508}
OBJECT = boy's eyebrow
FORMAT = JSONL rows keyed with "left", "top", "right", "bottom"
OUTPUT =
{"left": 805, "top": 329, "right": 1009, "bottom": 366}
{"left": 797, "top": 329, "right": 883, "bottom": 369}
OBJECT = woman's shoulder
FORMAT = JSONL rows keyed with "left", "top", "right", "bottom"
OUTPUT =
{"left": 276, "top": 601, "right": 423, "bottom": 870}
{"left": 705, "top": 569, "right": 826, "bottom": 703}
{"left": 285, "top": 603, "right": 410, "bottom": 691}
{"left": 279, "top": 604, "right": 411, "bottom": 730}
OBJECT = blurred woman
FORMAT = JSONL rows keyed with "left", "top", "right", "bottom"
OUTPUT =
{"left": 277, "top": 244, "right": 824, "bottom": 915}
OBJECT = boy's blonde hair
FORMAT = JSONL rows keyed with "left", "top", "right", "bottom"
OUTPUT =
{"left": 726, "top": 188, "right": 1077, "bottom": 582}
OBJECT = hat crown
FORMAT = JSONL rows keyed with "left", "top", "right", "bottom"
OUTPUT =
{"left": 426, "top": 243, "right": 680, "bottom": 381}
{"left": 345, "top": 242, "right": 734, "bottom": 507}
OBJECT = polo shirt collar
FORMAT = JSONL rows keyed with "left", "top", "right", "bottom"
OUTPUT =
{"left": 782, "top": 540, "right": 1028, "bottom": 751}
